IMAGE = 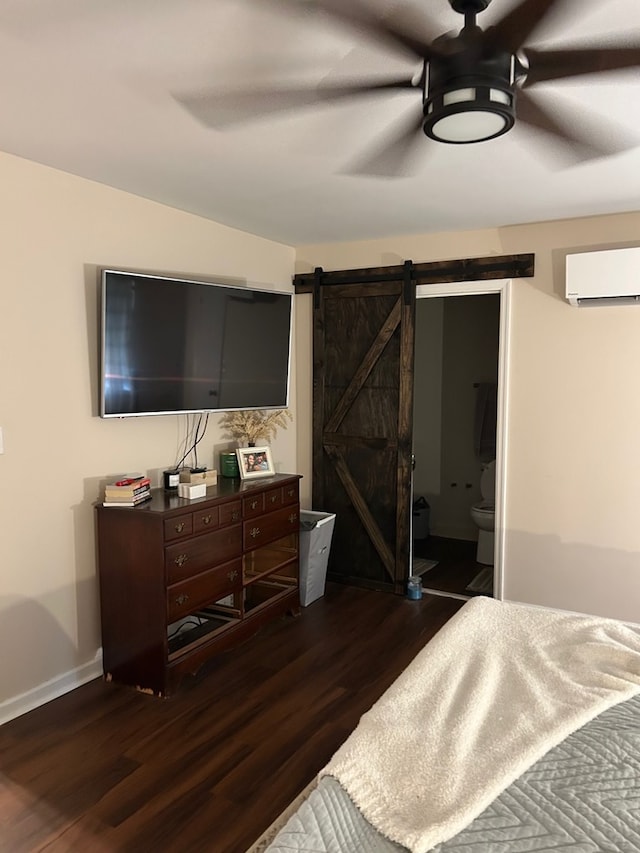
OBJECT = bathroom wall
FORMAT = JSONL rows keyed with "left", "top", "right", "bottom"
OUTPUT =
{"left": 414, "top": 294, "right": 500, "bottom": 540}
{"left": 412, "top": 299, "right": 444, "bottom": 500}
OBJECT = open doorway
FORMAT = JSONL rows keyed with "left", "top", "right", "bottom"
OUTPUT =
{"left": 411, "top": 280, "right": 511, "bottom": 602}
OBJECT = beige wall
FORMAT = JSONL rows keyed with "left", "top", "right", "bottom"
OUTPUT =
{"left": 295, "top": 212, "right": 640, "bottom": 623}
{"left": 0, "top": 151, "right": 296, "bottom": 717}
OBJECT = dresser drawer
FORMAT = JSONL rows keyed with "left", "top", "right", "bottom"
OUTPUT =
{"left": 220, "top": 500, "right": 241, "bottom": 526}
{"left": 166, "top": 525, "right": 242, "bottom": 584}
{"left": 193, "top": 506, "right": 219, "bottom": 534}
{"left": 167, "top": 558, "right": 242, "bottom": 623}
{"left": 281, "top": 482, "right": 299, "bottom": 506}
{"left": 243, "top": 493, "right": 264, "bottom": 518}
{"left": 164, "top": 513, "right": 193, "bottom": 542}
{"left": 264, "top": 487, "right": 282, "bottom": 511}
{"left": 243, "top": 505, "right": 299, "bottom": 551}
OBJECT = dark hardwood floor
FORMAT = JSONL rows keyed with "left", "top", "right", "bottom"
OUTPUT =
{"left": 413, "top": 535, "right": 494, "bottom": 599}
{"left": 0, "top": 583, "right": 463, "bottom": 853}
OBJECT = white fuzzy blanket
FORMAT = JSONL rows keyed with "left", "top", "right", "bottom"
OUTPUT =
{"left": 320, "top": 597, "right": 640, "bottom": 853}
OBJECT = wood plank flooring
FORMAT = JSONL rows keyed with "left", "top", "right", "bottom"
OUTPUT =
{"left": 0, "top": 583, "right": 463, "bottom": 853}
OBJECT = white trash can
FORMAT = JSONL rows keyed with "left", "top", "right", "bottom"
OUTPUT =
{"left": 299, "top": 511, "right": 336, "bottom": 607}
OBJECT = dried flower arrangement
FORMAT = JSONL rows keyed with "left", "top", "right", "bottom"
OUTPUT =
{"left": 219, "top": 409, "right": 293, "bottom": 446}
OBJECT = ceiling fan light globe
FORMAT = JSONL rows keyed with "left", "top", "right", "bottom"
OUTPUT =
{"left": 430, "top": 109, "right": 509, "bottom": 143}
{"left": 424, "top": 83, "right": 515, "bottom": 144}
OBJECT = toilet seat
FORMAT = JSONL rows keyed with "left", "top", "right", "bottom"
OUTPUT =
{"left": 473, "top": 501, "right": 494, "bottom": 514}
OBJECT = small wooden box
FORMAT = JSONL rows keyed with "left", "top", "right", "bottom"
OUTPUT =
{"left": 179, "top": 468, "right": 218, "bottom": 487}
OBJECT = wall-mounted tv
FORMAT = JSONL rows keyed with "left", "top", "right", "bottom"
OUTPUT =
{"left": 100, "top": 269, "right": 293, "bottom": 418}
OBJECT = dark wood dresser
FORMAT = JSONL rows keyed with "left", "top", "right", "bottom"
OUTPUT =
{"left": 95, "top": 473, "right": 301, "bottom": 696}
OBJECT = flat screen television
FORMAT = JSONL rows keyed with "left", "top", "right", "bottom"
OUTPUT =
{"left": 100, "top": 269, "right": 293, "bottom": 418}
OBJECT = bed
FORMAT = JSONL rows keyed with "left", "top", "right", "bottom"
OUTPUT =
{"left": 248, "top": 597, "right": 640, "bottom": 853}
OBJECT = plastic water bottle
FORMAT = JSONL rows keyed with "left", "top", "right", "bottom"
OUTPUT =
{"left": 407, "top": 576, "right": 422, "bottom": 600}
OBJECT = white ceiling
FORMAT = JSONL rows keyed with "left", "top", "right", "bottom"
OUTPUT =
{"left": 1, "top": 0, "right": 639, "bottom": 245}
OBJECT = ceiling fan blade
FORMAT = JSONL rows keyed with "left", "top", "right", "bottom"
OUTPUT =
{"left": 175, "top": 77, "right": 416, "bottom": 129}
{"left": 516, "top": 88, "right": 637, "bottom": 163}
{"left": 259, "top": 0, "right": 441, "bottom": 60}
{"left": 483, "top": 0, "right": 563, "bottom": 54}
{"left": 523, "top": 44, "right": 640, "bottom": 87}
{"left": 343, "top": 108, "right": 426, "bottom": 177}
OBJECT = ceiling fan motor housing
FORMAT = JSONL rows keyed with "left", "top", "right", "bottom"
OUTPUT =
{"left": 450, "top": 0, "right": 492, "bottom": 13}
{"left": 423, "top": 50, "right": 516, "bottom": 144}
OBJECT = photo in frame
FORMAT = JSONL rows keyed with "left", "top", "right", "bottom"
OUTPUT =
{"left": 236, "top": 446, "right": 275, "bottom": 480}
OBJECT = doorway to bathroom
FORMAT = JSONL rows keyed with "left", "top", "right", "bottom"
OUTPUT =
{"left": 411, "top": 279, "right": 511, "bottom": 602}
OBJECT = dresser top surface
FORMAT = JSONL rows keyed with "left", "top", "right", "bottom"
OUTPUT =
{"left": 96, "top": 472, "right": 301, "bottom": 517}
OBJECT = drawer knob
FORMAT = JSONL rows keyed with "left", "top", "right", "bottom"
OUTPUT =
{"left": 232, "top": 511, "right": 240, "bottom": 522}
{"left": 228, "top": 569, "right": 239, "bottom": 582}
{"left": 287, "top": 489, "right": 294, "bottom": 497}
{"left": 174, "top": 553, "right": 189, "bottom": 567}
{"left": 270, "top": 495, "right": 277, "bottom": 503}
{"left": 288, "top": 513, "right": 298, "bottom": 525}
{"left": 175, "top": 593, "right": 189, "bottom": 606}
{"left": 202, "top": 514, "right": 212, "bottom": 525}
{"left": 174, "top": 522, "right": 185, "bottom": 533}
{"left": 250, "top": 526, "right": 261, "bottom": 539}
{"left": 251, "top": 500, "right": 258, "bottom": 510}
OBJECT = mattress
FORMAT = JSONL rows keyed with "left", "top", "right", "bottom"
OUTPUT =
{"left": 265, "top": 692, "right": 640, "bottom": 852}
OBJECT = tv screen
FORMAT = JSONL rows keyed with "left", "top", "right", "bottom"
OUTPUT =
{"left": 100, "top": 270, "right": 292, "bottom": 418}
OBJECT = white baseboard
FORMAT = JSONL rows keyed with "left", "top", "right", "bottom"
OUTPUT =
{"left": 0, "top": 649, "right": 103, "bottom": 727}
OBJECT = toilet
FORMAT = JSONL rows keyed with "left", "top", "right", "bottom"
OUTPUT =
{"left": 470, "top": 460, "right": 495, "bottom": 565}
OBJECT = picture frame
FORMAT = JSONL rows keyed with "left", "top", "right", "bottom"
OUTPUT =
{"left": 236, "top": 446, "right": 275, "bottom": 480}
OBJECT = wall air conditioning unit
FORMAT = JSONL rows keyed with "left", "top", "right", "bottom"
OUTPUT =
{"left": 566, "top": 246, "right": 640, "bottom": 307}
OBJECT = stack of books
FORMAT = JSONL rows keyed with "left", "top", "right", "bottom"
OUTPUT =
{"left": 103, "top": 474, "right": 152, "bottom": 507}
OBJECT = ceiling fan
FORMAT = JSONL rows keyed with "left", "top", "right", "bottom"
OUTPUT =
{"left": 175, "top": 0, "right": 640, "bottom": 173}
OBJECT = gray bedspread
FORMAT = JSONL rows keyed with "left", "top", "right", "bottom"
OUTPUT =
{"left": 266, "top": 692, "right": 640, "bottom": 852}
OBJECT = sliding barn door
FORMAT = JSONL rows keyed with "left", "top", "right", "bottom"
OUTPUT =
{"left": 297, "top": 252, "right": 534, "bottom": 595}
{"left": 313, "top": 278, "right": 416, "bottom": 593}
